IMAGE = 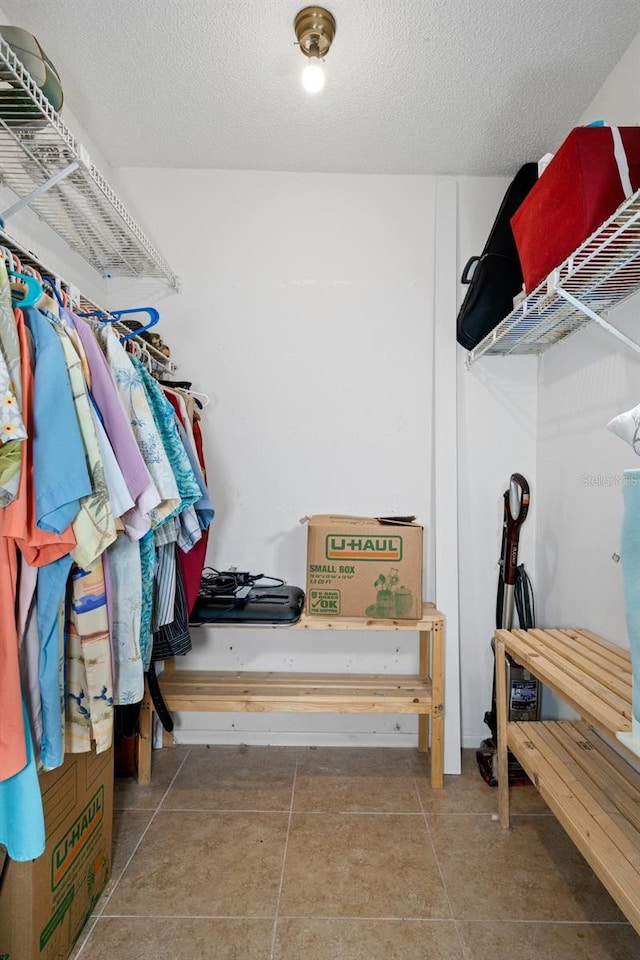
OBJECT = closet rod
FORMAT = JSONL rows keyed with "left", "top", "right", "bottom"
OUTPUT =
{"left": 0, "top": 227, "right": 176, "bottom": 375}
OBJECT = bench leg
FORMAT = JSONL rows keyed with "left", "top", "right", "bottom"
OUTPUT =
{"left": 429, "top": 621, "right": 444, "bottom": 789}
{"left": 418, "top": 629, "right": 429, "bottom": 753}
{"left": 137, "top": 682, "right": 153, "bottom": 785}
{"left": 495, "top": 636, "right": 510, "bottom": 828}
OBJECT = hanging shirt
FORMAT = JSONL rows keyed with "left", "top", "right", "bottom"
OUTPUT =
{"left": 21, "top": 307, "right": 91, "bottom": 534}
{"left": 70, "top": 311, "right": 161, "bottom": 538}
{"left": 106, "top": 533, "right": 143, "bottom": 705}
{"left": 17, "top": 307, "right": 91, "bottom": 771}
{"left": 65, "top": 558, "right": 113, "bottom": 755}
{"left": 90, "top": 402, "right": 135, "bottom": 521}
{"left": 152, "top": 549, "right": 191, "bottom": 661}
{"left": 174, "top": 416, "right": 214, "bottom": 532}
{"left": 0, "top": 700, "right": 45, "bottom": 861}
{"left": 179, "top": 417, "right": 213, "bottom": 615}
{"left": 0, "top": 344, "right": 26, "bottom": 457}
{"left": 0, "top": 309, "right": 76, "bottom": 782}
{"left": 163, "top": 387, "right": 199, "bottom": 468}
{"left": 0, "top": 310, "right": 76, "bottom": 567}
{"left": 36, "top": 554, "right": 73, "bottom": 769}
{"left": 0, "top": 537, "right": 25, "bottom": 781}
{"left": 93, "top": 323, "right": 180, "bottom": 525}
{"left": 163, "top": 390, "right": 213, "bottom": 549}
{"left": 0, "top": 263, "right": 26, "bottom": 506}
{"left": 132, "top": 357, "right": 201, "bottom": 523}
{"left": 153, "top": 541, "right": 177, "bottom": 631}
{"left": 48, "top": 317, "right": 117, "bottom": 567}
{"left": 138, "top": 529, "right": 157, "bottom": 668}
{"left": 17, "top": 560, "right": 40, "bottom": 751}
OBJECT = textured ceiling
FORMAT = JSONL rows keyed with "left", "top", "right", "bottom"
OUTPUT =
{"left": 2, "top": 0, "right": 640, "bottom": 176}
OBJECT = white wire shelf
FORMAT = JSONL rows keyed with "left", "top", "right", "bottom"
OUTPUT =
{"left": 0, "top": 227, "right": 176, "bottom": 376}
{"left": 467, "top": 189, "right": 640, "bottom": 364}
{"left": 0, "top": 35, "right": 178, "bottom": 288}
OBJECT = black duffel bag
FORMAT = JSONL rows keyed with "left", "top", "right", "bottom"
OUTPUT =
{"left": 457, "top": 163, "right": 538, "bottom": 350}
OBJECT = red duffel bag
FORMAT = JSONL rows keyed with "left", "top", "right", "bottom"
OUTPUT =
{"left": 511, "top": 125, "right": 640, "bottom": 292}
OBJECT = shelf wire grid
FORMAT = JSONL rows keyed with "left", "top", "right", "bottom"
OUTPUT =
{"left": 467, "top": 189, "right": 640, "bottom": 363}
{"left": 0, "top": 226, "right": 176, "bottom": 376}
{"left": 0, "top": 35, "right": 178, "bottom": 287}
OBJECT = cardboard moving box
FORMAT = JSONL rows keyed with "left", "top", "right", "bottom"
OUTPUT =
{"left": 305, "top": 515, "right": 423, "bottom": 619}
{"left": 0, "top": 746, "right": 113, "bottom": 960}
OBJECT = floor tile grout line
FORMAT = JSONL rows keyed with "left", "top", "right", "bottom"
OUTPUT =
{"left": 69, "top": 915, "right": 98, "bottom": 959}
{"left": 269, "top": 759, "right": 299, "bottom": 960}
{"left": 80, "top": 746, "right": 194, "bottom": 944}
{"left": 415, "top": 777, "right": 470, "bottom": 960}
{"left": 144, "top": 807, "right": 428, "bottom": 815}
{"left": 84, "top": 911, "right": 635, "bottom": 925}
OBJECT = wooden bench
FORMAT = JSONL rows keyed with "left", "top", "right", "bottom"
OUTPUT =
{"left": 138, "top": 603, "right": 445, "bottom": 789}
{"left": 495, "top": 627, "right": 639, "bottom": 935}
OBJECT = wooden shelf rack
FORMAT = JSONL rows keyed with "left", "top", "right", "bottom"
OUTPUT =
{"left": 138, "top": 603, "right": 445, "bottom": 789}
{"left": 495, "top": 626, "right": 639, "bottom": 935}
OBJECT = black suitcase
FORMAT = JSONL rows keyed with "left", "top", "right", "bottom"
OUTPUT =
{"left": 191, "top": 585, "right": 305, "bottom": 625}
{"left": 456, "top": 163, "right": 538, "bottom": 350}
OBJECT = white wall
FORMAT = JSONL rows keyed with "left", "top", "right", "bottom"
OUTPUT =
{"left": 109, "top": 166, "right": 539, "bottom": 758}
{"left": 537, "top": 33, "right": 640, "bottom": 643}
{"left": 577, "top": 32, "right": 640, "bottom": 127}
{"left": 111, "top": 168, "right": 452, "bottom": 752}
{"left": 456, "top": 178, "right": 538, "bottom": 748}
{"left": 535, "top": 35, "right": 640, "bottom": 718}
{"left": 537, "top": 300, "right": 639, "bottom": 646}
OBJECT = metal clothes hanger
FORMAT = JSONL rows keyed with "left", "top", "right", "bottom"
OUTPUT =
{"left": 159, "top": 378, "right": 210, "bottom": 408}
{"left": 183, "top": 389, "right": 210, "bottom": 408}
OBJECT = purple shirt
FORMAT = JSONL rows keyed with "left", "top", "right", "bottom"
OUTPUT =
{"left": 67, "top": 310, "right": 161, "bottom": 538}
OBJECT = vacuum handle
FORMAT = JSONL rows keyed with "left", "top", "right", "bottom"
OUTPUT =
{"left": 503, "top": 474, "right": 530, "bottom": 586}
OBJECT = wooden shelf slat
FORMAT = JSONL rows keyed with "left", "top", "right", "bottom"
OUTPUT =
{"left": 191, "top": 602, "right": 442, "bottom": 632}
{"left": 159, "top": 671, "right": 433, "bottom": 714}
{"left": 508, "top": 721, "right": 640, "bottom": 934}
{"left": 497, "top": 627, "right": 640, "bottom": 936}
{"left": 496, "top": 628, "right": 632, "bottom": 734}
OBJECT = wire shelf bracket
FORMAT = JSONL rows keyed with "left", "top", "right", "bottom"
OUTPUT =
{"left": 555, "top": 285, "right": 640, "bottom": 357}
{"left": 0, "top": 159, "right": 79, "bottom": 221}
{"left": 0, "top": 35, "right": 178, "bottom": 288}
{"left": 466, "top": 189, "right": 640, "bottom": 365}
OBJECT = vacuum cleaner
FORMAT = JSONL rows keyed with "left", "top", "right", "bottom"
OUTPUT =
{"left": 476, "top": 473, "right": 540, "bottom": 786}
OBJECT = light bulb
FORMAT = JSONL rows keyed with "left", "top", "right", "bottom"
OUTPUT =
{"left": 302, "top": 56, "right": 325, "bottom": 93}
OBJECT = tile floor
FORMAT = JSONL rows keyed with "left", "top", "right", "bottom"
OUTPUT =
{"left": 70, "top": 745, "right": 638, "bottom": 959}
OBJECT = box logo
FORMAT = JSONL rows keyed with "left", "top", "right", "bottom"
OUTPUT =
{"left": 308, "top": 589, "right": 340, "bottom": 614}
{"left": 51, "top": 786, "right": 104, "bottom": 889}
{"left": 326, "top": 534, "right": 402, "bottom": 562}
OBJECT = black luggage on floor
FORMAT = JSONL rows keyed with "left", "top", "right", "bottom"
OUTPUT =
{"left": 456, "top": 162, "right": 538, "bottom": 350}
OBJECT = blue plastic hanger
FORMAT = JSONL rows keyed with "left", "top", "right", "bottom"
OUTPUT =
{"left": 41, "top": 275, "right": 67, "bottom": 309}
{"left": 9, "top": 269, "right": 44, "bottom": 308}
{"left": 110, "top": 307, "right": 160, "bottom": 340}
{"left": 76, "top": 305, "right": 160, "bottom": 341}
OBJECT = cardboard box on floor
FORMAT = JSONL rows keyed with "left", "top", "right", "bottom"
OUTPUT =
{"left": 0, "top": 745, "right": 113, "bottom": 960}
{"left": 305, "top": 515, "right": 423, "bottom": 619}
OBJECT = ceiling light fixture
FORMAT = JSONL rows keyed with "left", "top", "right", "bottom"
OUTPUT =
{"left": 294, "top": 6, "right": 336, "bottom": 94}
